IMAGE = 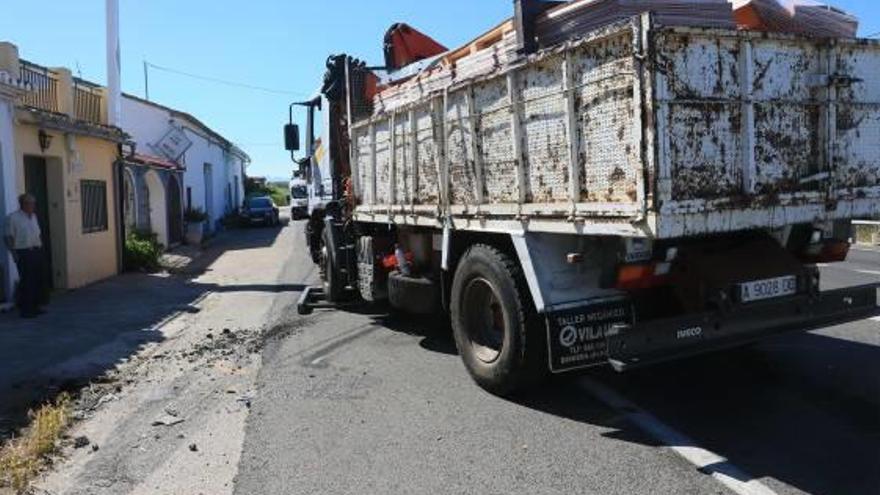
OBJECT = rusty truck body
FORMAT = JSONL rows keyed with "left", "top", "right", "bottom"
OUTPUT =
{"left": 287, "top": 3, "right": 879, "bottom": 395}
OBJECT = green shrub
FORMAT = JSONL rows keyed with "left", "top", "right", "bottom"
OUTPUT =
{"left": 245, "top": 181, "right": 290, "bottom": 207}
{"left": 124, "top": 231, "right": 163, "bottom": 273}
{"left": 183, "top": 207, "right": 208, "bottom": 223}
{"left": 267, "top": 185, "right": 289, "bottom": 207}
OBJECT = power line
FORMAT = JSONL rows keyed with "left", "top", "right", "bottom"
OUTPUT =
{"left": 144, "top": 61, "right": 307, "bottom": 97}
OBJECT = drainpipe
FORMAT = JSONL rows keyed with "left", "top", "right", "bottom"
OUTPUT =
{"left": 114, "top": 146, "right": 125, "bottom": 274}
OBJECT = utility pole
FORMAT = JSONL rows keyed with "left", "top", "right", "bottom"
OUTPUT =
{"left": 144, "top": 61, "right": 150, "bottom": 101}
{"left": 106, "top": 0, "right": 121, "bottom": 126}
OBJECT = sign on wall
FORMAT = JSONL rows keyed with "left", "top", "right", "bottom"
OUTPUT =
{"left": 153, "top": 124, "right": 192, "bottom": 162}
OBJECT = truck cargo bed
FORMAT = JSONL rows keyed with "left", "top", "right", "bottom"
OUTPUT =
{"left": 348, "top": 16, "right": 880, "bottom": 238}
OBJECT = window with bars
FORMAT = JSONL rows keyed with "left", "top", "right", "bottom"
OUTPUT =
{"left": 81, "top": 180, "right": 108, "bottom": 233}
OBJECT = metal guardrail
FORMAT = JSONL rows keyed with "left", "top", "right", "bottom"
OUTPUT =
{"left": 19, "top": 60, "right": 59, "bottom": 112}
{"left": 73, "top": 77, "right": 102, "bottom": 123}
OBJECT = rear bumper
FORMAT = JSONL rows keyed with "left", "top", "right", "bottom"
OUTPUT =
{"left": 606, "top": 284, "right": 879, "bottom": 371}
{"left": 243, "top": 211, "right": 276, "bottom": 223}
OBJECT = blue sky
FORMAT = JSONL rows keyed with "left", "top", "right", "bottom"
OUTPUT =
{"left": 1, "top": 1, "right": 877, "bottom": 179}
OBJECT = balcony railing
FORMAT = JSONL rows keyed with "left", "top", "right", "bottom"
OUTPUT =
{"left": 19, "top": 60, "right": 59, "bottom": 113}
{"left": 73, "top": 78, "right": 102, "bottom": 123}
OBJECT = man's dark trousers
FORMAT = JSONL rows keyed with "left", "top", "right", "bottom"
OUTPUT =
{"left": 14, "top": 248, "right": 42, "bottom": 316}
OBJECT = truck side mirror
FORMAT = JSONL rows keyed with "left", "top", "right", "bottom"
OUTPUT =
{"left": 284, "top": 124, "right": 300, "bottom": 151}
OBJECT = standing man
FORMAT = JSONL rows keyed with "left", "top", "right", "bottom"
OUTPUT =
{"left": 4, "top": 194, "right": 44, "bottom": 318}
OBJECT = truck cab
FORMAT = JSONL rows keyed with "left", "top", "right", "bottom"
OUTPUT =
{"left": 285, "top": 94, "right": 335, "bottom": 219}
{"left": 285, "top": 93, "right": 341, "bottom": 260}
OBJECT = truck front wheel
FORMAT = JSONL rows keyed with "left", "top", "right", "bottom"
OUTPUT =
{"left": 450, "top": 244, "right": 543, "bottom": 396}
{"left": 321, "top": 227, "right": 343, "bottom": 303}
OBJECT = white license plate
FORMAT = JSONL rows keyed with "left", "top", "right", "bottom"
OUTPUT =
{"left": 739, "top": 276, "right": 798, "bottom": 303}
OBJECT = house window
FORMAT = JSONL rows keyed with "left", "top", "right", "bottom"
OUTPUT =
{"left": 81, "top": 180, "right": 108, "bottom": 233}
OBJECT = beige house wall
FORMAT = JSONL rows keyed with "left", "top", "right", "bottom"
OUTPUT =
{"left": 13, "top": 123, "right": 119, "bottom": 289}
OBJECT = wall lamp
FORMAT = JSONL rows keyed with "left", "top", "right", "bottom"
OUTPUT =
{"left": 38, "top": 129, "right": 53, "bottom": 153}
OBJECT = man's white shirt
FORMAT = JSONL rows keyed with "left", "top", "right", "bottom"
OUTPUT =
{"left": 5, "top": 210, "right": 42, "bottom": 250}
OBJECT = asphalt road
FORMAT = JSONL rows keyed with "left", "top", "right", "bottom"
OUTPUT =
{"left": 235, "top": 227, "right": 880, "bottom": 495}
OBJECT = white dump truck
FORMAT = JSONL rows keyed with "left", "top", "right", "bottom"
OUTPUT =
{"left": 284, "top": 1, "right": 879, "bottom": 395}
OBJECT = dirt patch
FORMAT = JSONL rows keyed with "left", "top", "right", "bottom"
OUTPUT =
{"left": 0, "top": 317, "right": 291, "bottom": 494}
{"left": 0, "top": 394, "right": 72, "bottom": 492}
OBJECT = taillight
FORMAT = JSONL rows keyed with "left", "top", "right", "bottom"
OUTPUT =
{"left": 801, "top": 239, "right": 850, "bottom": 263}
{"left": 380, "top": 251, "right": 414, "bottom": 271}
{"left": 616, "top": 262, "right": 672, "bottom": 290}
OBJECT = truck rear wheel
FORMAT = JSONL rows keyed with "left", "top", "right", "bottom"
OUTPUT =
{"left": 450, "top": 244, "right": 543, "bottom": 396}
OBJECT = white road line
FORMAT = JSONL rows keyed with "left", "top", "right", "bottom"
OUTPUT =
{"left": 819, "top": 264, "right": 880, "bottom": 277}
{"left": 578, "top": 378, "right": 778, "bottom": 495}
{"left": 852, "top": 246, "right": 880, "bottom": 253}
{"left": 853, "top": 269, "right": 880, "bottom": 277}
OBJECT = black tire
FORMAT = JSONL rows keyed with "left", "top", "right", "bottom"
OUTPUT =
{"left": 450, "top": 244, "right": 544, "bottom": 396}
{"left": 321, "top": 227, "right": 343, "bottom": 303}
{"left": 388, "top": 272, "right": 437, "bottom": 315}
{"left": 306, "top": 215, "right": 323, "bottom": 264}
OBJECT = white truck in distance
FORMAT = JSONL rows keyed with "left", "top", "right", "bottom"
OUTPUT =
{"left": 284, "top": 1, "right": 879, "bottom": 395}
{"left": 289, "top": 175, "right": 308, "bottom": 220}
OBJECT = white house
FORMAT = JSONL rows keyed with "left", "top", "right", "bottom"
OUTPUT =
{"left": 121, "top": 94, "right": 249, "bottom": 239}
{"left": 0, "top": 43, "right": 30, "bottom": 307}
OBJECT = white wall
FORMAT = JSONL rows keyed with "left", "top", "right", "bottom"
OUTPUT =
{"left": 225, "top": 151, "right": 246, "bottom": 212}
{"left": 121, "top": 96, "right": 247, "bottom": 233}
{"left": 180, "top": 126, "right": 227, "bottom": 230}
{"left": 121, "top": 97, "right": 171, "bottom": 155}
{"left": 0, "top": 97, "right": 19, "bottom": 303}
{"left": 143, "top": 170, "right": 168, "bottom": 246}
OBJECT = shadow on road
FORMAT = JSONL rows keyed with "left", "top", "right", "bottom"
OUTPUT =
{"left": 514, "top": 331, "right": 880, "bottom": 495}
{"left": 328, "top": 304, "right": 459, "bottom": 357}
{"left": 336, "top": 301, "right": 880, "bottom": 495}
{"left": 379, "top": 312, "right": 458, "bottom": 356}
{"left": 0, "top": 222, "right": 294, "bottom": 440}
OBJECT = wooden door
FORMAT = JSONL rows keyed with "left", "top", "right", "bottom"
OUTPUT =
{"left": 23, "top": 155, "right": 54, "bottom": 291}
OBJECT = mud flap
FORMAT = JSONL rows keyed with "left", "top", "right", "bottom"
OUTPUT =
{"left": 545, "top": 298, "right": 634, "bottom": 374}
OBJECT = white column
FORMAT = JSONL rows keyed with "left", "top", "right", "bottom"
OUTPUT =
{"left": 106, "top": 0, "right": 122, "bottom": 126}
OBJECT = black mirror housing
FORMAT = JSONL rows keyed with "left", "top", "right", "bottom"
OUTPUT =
{"left": 284, "top": 124, "right": 300, "bottom": 151}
